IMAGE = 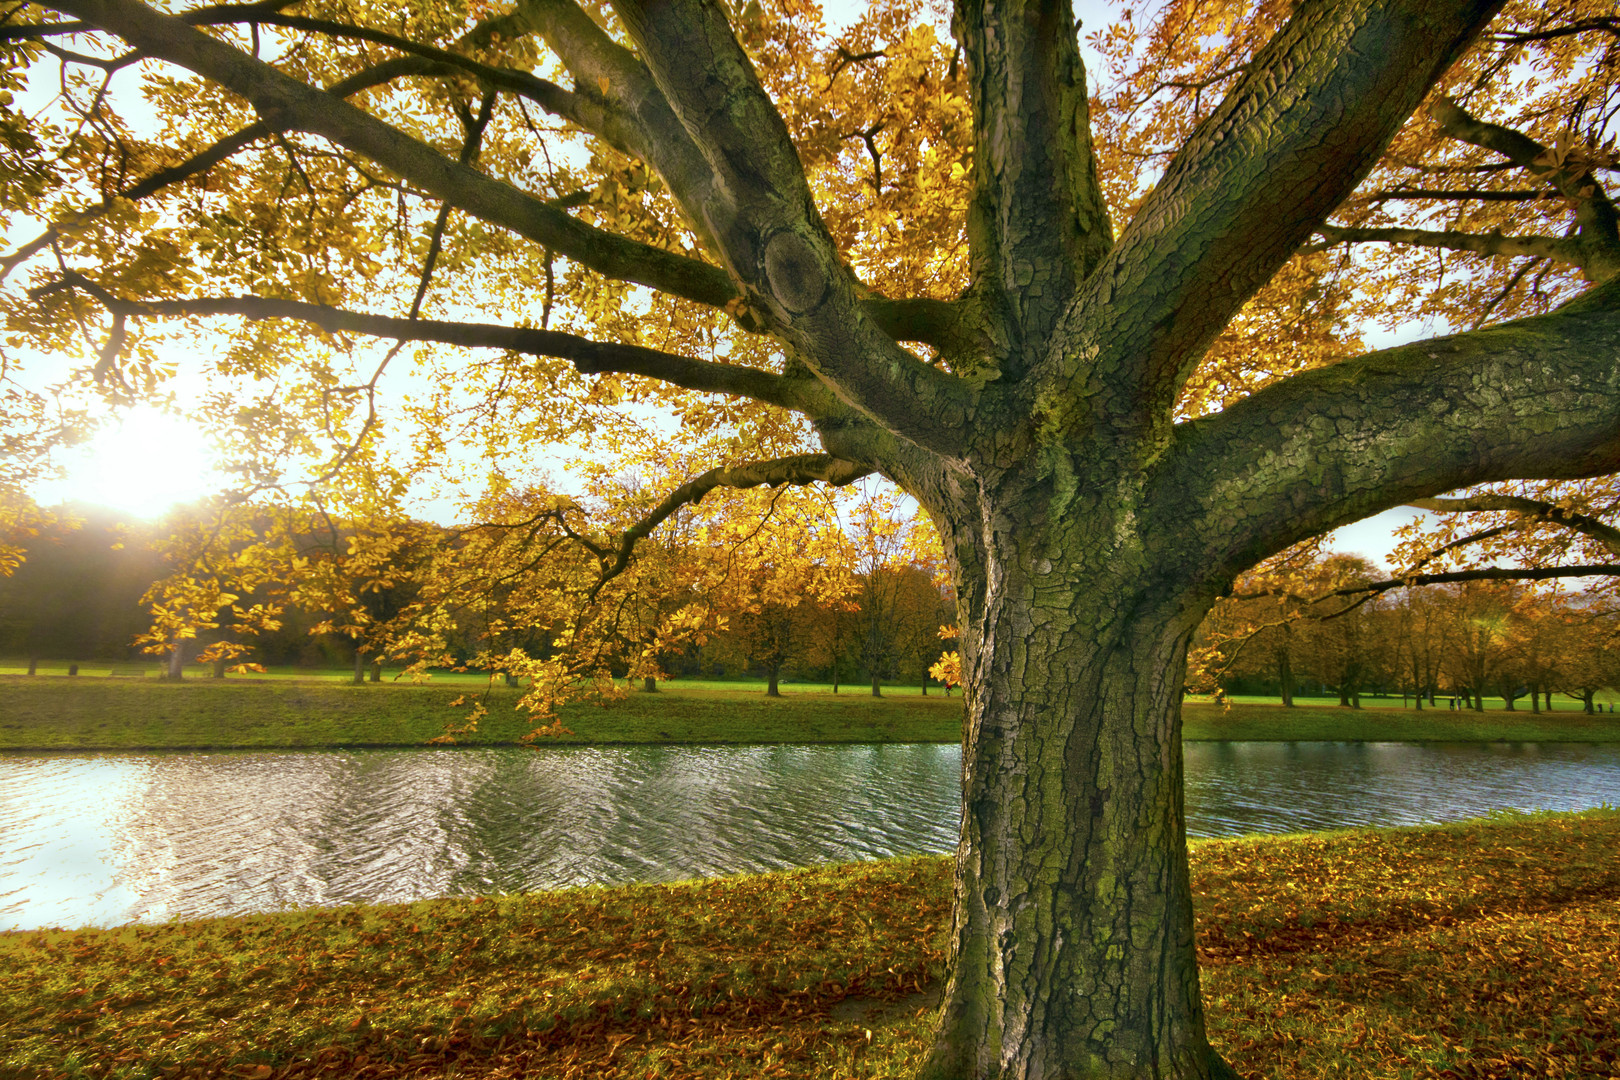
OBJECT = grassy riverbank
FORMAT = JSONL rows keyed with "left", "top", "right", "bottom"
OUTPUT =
{"left": 4, "top": 676, "right": 1620, "bottom": 751}
{"left": 3, "top": 808, "right": 1615, "bottom": 1079}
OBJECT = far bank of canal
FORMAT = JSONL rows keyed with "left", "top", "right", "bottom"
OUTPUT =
{"left": 6, "top": 676, "right": 1620, "bottom": 750}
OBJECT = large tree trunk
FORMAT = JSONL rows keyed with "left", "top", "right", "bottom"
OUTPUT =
{"left": 765, "top": 665, "right": 780, "bottom": 697}
{"left": 922, "top": 516, "right": 1235, "bottom": 1080}
{"left": 871, "top": 672, "right": 882, "bottom": 697}
{"left": 643, "top": 676, "right": 658, "bottom": 692}
{"left": 352, "top": 646, "right": 365, "bottom": 685}
{"left": 166, "top": 642, "right": 184, "bottom": 681}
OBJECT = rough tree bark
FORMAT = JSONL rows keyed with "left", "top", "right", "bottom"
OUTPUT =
{"left": 32, "top": 0, "right": 1620, "bottom": 1077}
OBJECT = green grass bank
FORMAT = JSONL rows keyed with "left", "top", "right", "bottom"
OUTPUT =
{"left": 3, "top": 808, "right": 1615, "bottom": 1079}
{"left": 4, "top": 676, "right": 1620, "bottom": 751}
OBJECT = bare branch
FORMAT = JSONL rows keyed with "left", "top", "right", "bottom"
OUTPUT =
{"left": 592, "top": 454, "right": 874, "bottom": 596}
{"left": 1358, "top": 187, "right": 1559, "bottom": 204}
{"left": 1489, "top": 18, "right": 1620, "bottom": 45}
{"left": 1339, "top": 564, "right": 1620, "bottom": 597}
{"left": 1311, "top": 224, "right": 1578, "bottom": 264}
{"left": 1227, "top": 561, "right": 1620, "bottom": 606}
{"left": 825, "top": 46, "right": 885, "bottom": 90}
{"left": 43, "top": 279, "right": 822, "bottom": 411}
{"left": 1467, "top": 257, "right": 1541, "bottom": 330}
{"left": 1397, "top": 524, "right": 1514, "bottom": 575}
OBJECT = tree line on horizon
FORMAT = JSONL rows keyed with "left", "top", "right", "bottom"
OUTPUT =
{"left": 8, "top": 499, "right": 1620, "bottom": 715}
{"left": 1198, "top": 554, "right": 1620, "bottom": 714}
{"left": 0, "top": 490, "right": 958, "bottom": 699}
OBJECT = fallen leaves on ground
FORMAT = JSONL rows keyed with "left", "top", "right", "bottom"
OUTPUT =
{"left": 3, "top": 810, "right": 1617, "bottom": 1079}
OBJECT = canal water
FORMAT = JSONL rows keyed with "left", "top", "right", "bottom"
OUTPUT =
{"left": 2, "top": 741, "right": 1616, "bottom": 931}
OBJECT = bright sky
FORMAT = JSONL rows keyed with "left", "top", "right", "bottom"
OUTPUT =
{"left": 20, "top": 0, "right": 1434, "bottom": 570}
{"left": 30, "top": 405, "right": 222, "bottom": 517}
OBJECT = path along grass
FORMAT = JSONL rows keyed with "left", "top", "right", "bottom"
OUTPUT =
{"left": 2, "top": 808, "right": 1615, "bottom": 1079}
{"left": 4, "top": 677, "right": 1620, "bottom": 751}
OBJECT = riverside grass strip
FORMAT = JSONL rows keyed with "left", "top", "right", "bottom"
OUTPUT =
{"left": 5, "top": 677, "right": 1620, "bottom": 751}
{"left": 2, "top": 810, "right": 1616, "bottom": 1080}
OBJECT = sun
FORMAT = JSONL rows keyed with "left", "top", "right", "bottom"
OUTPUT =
{"left": 30, "top": 406, "right": 227, "bottom": 521}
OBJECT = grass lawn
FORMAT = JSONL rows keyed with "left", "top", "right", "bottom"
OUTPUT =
{"left": 2, "top": 808, "right": 1614, "bottom": 1079}
{"left": 5, "top": 675, "right": 1620, "bottom": 750}
{"left": 0, "top": 676, "right": 965, "bottom": 750}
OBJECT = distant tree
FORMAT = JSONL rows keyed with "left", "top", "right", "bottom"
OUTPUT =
{"left": 138, "top": 500, "right": 287, "bottom": 679}
{"left": 1292, "top": 557, "right": 1387, "bottom": 708}
{"left": 1438, "top": 582, "right": 1517, "bottom": 711}
{"left": 1547, "top": 601, "right": 1620, "bottom": 714}
{"left": 1388, "top": 588, "right": 1449, "bottom": 709}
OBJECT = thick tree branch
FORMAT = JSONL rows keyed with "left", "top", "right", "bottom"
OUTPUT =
{"left": 1407, "top": 494, "right": 1620, "bottom": 556}
{"left": 597, "top": 0, "right": 973, "bottom": 454}
{"left": 46, "top": 280, "right": 823, "bottom": 413}
{"left": 862, "top": 296, "right": 965, "bottom": 348}
{"left": 41, "top": 0, "right": 971, "bottom": 449}
{"left": 955, "top": 0, "right": 1113, "bottom": 369}
{"left": 41, "top": 0, "right": 743, "bottom": 311}
{"left": 515, "top": 0, "right": 727, "bottom": 256}
{"left": 1160, "top": 275, "right": 1620, "bottom": 596}
{"left": 1046, "top": 0, "right": 1502, "bottom": 430}
{"left": 1312, "top": 223, "right": 1579, "bottom": 263}
{"left": 593, "top": 454, "right": 874, "bottom": 594}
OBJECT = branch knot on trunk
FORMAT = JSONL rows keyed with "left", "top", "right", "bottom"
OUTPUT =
{"left": 761, "top": 227, "right": 829, "bottom": 317}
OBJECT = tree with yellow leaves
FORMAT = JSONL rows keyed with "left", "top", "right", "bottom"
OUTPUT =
{"left": 6, "top": 0, "right": 1620, "bottom": 1075}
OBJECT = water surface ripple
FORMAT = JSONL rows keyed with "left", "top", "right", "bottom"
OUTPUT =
{"left": 2, "top": 741, "right": 1616, "bottom": 931}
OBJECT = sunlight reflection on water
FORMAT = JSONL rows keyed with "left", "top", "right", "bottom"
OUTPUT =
{"left": 1, "top": 741, "right": 1616, "bottom": 931}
